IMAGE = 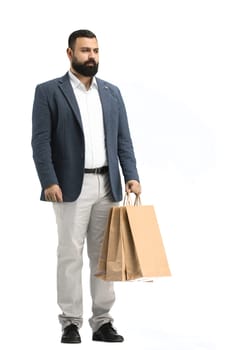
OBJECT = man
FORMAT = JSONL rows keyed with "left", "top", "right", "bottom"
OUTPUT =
{"left": 31, "top": 29, "right": 141, "bottom": 344}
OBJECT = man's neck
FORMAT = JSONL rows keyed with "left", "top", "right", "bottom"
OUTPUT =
{"left": 70, "top": 68, "right": 92, "bottom": 90}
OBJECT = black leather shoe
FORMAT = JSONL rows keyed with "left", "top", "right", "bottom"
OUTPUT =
{"left": 92, "top": 322, "right": 124, "bottom": 342}
{"left": 61, "top": 324, "right": 81, "bottom": 343}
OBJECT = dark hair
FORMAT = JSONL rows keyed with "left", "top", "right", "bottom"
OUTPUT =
{"left": 68, "top": 29, "right": 97, "bottom": 50}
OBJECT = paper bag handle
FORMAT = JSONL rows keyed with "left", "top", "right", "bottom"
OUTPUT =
{"left": 123, "top": 193, "right": 141, "bottom": 206}
{"left": 134, "top": 195, "right": 141, "bottom": 206}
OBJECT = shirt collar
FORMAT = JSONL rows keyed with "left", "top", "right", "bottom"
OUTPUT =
{"left": 68, "top": 70, "right": 98, "bottom": 91}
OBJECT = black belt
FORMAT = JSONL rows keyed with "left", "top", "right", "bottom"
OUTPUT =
{"left": 84, "top": 166, "right": 108, "bottom": 174}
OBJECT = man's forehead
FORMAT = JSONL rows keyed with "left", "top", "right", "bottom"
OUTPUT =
{"left": 76, "top": 37, "right": 98, "bottom": 47}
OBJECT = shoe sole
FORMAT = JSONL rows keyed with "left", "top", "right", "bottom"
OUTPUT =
{"left": 61, "top": 339, "right": 81, "bottom": 344}
{"left": 92, "top": 338, "right": 124, "bottom": 342}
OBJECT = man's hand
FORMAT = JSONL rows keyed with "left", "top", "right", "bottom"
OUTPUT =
{"left": 44, "top": 184, "right": 63, "bottom": 202}
{"left": 125, "top": 180, "right": 141, "bottom": 196}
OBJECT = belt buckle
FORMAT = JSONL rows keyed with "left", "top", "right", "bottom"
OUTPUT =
{"left": 94, "top": 168, "right": 98, "bottom": 174}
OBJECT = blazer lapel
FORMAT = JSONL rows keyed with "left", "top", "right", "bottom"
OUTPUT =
{"left": 97, "top": 78, "right": 112, "bottom": 129}
{"left": 58, "top": 73, "right": 83, "bottom": 129}
{"left": 58, "top": 74, "right": 114, "bottom": 131}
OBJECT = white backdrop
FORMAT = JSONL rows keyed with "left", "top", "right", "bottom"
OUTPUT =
{"left": 0, "top": 1, "right": 232, "bottom": 349}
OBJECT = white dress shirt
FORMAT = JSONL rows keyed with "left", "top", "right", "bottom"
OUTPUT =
{"left": 69, "top": 71, "right": 107, "bottom": 168}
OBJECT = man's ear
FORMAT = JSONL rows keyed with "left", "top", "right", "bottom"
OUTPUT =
{"left": 66, "top": 48, "right": 73, "bottom": 60}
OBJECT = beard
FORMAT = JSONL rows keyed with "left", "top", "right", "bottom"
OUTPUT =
{"left": 71, "top": 57, "right": 99, "bottom": 77}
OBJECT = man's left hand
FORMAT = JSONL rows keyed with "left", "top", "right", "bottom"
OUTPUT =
{"left": 125, "top": 180, "right": 141, "bottom": 195}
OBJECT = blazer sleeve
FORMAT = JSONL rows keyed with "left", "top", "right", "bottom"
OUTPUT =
{"left": 115, "top": 87, "right": 140, "bottom": 183}
{"left": 31, "top": 84, "right": 59, "bottom": 189}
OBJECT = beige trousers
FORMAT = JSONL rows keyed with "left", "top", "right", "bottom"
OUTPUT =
{"left": 53, "top": 174, "right": 118, "bottom": 332}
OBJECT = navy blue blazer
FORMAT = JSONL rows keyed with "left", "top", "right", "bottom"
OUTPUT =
{"left": 31, "top": 72, "right": 139, "bottom": 202}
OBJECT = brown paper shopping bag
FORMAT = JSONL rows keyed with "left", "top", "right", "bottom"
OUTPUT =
{"left": 95, "top": 195, "right": 171, "bottom": 281}
{"left": 94, "top": 207, "right": 113, "bottom": 279}
{"left": 105, "top": 207, "right": 125, "bottom": 281}
{"left": 124, "top": 197, "right": 171, "bottom": 278}
{"left": 95, "top": 202, "right": 142, "bottom": 281}
{"left": 95, "top": 206, "right": 126, "bottom": 281}
{"left": 119, "top": 206, "right": 143, "bottom": 280}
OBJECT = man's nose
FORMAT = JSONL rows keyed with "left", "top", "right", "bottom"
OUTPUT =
{"left": 89, "top": 50, "right": 96, "bottom": 58}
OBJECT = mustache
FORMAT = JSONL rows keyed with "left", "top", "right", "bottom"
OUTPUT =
{"left": 84, "top": 59, "right": 97, "bottom": 65}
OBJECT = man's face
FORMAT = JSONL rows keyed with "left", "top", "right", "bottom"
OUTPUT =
{"left": 68, "top": 37, "right": 99, "bottom": 77}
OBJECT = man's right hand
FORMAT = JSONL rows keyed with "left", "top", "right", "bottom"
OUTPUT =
{"left": 44, "top": 184, "right": 63, "bottom": 202}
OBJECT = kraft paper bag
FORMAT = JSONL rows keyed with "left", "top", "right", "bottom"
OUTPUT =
{"left": 125, "top": 203, "right": 171, "bottom": 278}
{"left": 94, "top": 207, "right": 113, "bottom": 278}
{"left": 119, "top": 207, "right": 143, "bottom": 280}
{"left": 95, "top": 205, "right": 140, "bottom": 281}
{"left": 95, "top": 196, "right": 171, "bottom": 281}
{"left": 95, "top": 206, "right": 126, "bottom": 281}
{"left": 105, "top": 207, "right": 125, "bottom": 281}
